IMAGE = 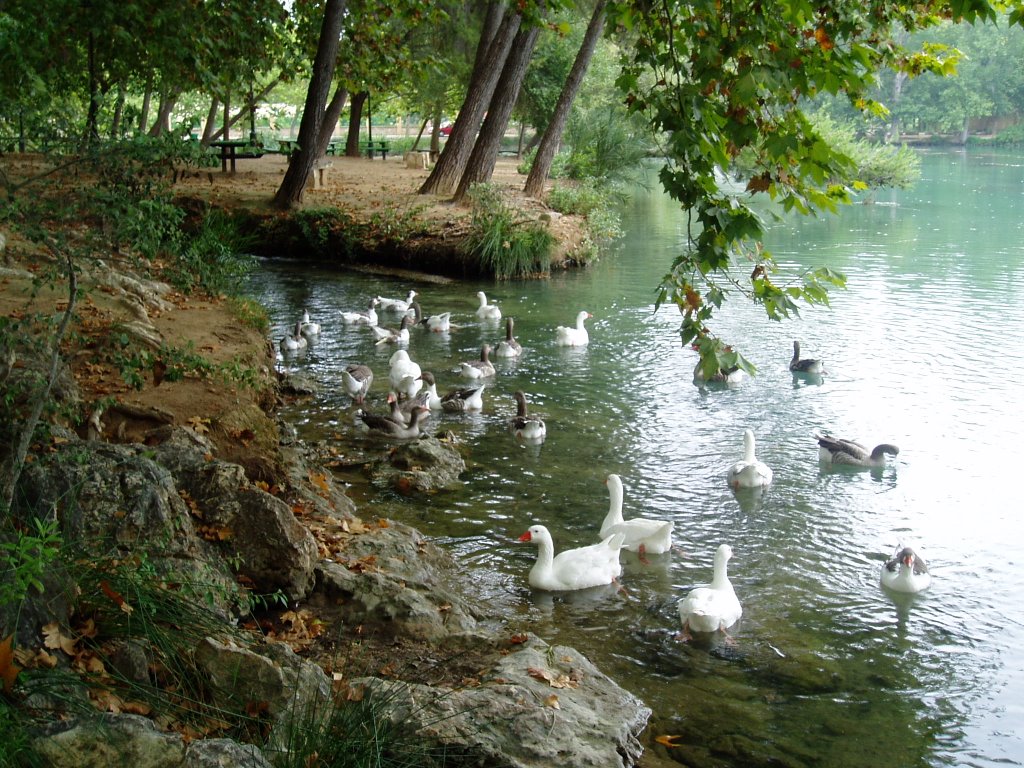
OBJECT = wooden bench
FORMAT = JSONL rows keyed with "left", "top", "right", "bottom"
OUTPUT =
{"left": 365, "top": 140, "right": 391, "bottom": 160}
{"left": 308, "top": 160, "right": 333, "bottom": 189}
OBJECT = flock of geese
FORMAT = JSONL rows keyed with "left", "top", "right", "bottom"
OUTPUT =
{"left": 278, "top": 288, "right": 929, "bottom": 638}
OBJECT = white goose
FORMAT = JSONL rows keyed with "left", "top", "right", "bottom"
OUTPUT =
{"left": 376, "top": 289, "right": 417, "bottom": 314}
{"left": 341, "top": 297, "right": 379, "bottom": 326}
{"left": 727, "top": 429, "right": 773, "bottom": 490}
{"left": 509, "top": 391, "right": 546, "bottom": 442}
{"left": 789, "top": 340, "right": 824, "bottom": 374}
{"left": 816, "top": 434, "right": 900, "bottom": 468}
{"left": 555, "top": 310, "right": 591, "bottom": 347}
{"left": 677, "top": 544, "right": 742, "bottom": 634}
{"left": 371, "top": 315, "right": 412, "bottom": 346}
{"left": 414, "top": 371, "right": 444, "bottom": 410}
{"left": 880, "top": 546, "right": 931, "bottom": 594}
{"left": 341, "top": 364, "right": 373, "bottom": 404}
{"left": 518, "top": 524, "right": 624, "bottom": 591}
{"left": 693, "top": 360, "right": 745, "bottom": 384}
{"left": 495, "top": 317, "right": 522, "bottom": 358}
{"left": 460, "top": 344, "right": 496, "bottom": 379}
{"left": 411, "top": 302, "right": 451, "bottom": 333}
{"left": 475, "top": 291, "right": 502, "bottom": 321}
{"left": 599, "top": 474, "right": 673, "bottom": 555}
{"left": 299, "top": 309, "right": 321, "bottom": 337}
{"left": 279, "top": 320, "right": 308, "bottom": 353}
{"left": 388, "top": 349, "right": 422, "bottom": 399}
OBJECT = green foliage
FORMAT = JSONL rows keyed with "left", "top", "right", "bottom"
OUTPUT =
{"left": 0, "top": 516, "right": 62, "bottom": 608}
{"left": 545, "top": 180, "right": 623, "bottom": 251}
{"left": 462, "top": 184, "right": 555, "bottom": 279}
{"left": 227, "top": 297, "right": 271, "bottom": 335}
{"left": 171, "top": 210, "right": 256, "bottom": 295}
{"left": 989, "top": 122, "right": 1024, "bottom": 145}
{"left": 0, "top": 702, "right": 43, "bottom": 768}
{"left": 290, "top": 207, "right": 360, "bottom": 259}
{"left": 561, "top": 105, "right": 650, "bottom": 185}
{"left": 106, "top": 335, "right": 259, "bottom": 391}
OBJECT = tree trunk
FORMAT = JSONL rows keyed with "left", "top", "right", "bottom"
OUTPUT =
{"left": 148, "top": 92, "right": 178, "bottom": 137}
{"left": 138, "top": 81, "right": 152, "bottom": 134}
{"left": 273, "top": 0, "right": 347, "bottom": 209}
{"left": 202, "top": 98, "right": 220, "bottom": 142}
{"left": 345, "top": 91, "right": 368, "bottom": 157}
{"left": 315, "top": 85, "right": 348, "bottom": 157}
{"left": 419, "top": 6, "right": 521, "bottom": 195}
{"left": 110, "top": 86, "right": 126, "bottom": 140}
{"left": 452, "top": 23, "right": 541, "bottom": 203}
{"left": 429, "top": 101, "right": 443, "bottom": 154}
{"left": 524, "top": 0, "right": 607, "bottom": 198}
{"left": 85, "top": 31, "right": 101, "bottom": 146}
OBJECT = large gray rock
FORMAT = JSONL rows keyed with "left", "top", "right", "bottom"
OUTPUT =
{"left": 183, "top": 739, "right": 273, "bottom": 768}
{"left": 311, "top": 521, "right": 479, "bottom": 641}
{"left": 357, "top": 635, "right": 650, "bottom": 768}
{"left": 370, "top": 436, "right": 466, "bottom": 492}
{"left": 153, "top": 428, "right": 319, "bottom": 600}
{"left": 33, "top": 714, "right": 186, "bottom": 768}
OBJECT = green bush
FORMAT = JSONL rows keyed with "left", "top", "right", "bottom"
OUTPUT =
{"left": 170, "top": 210, "right": 256, "bottom": 295}
{"left": 462, "top": 184, "right": 555, "bottom": 279}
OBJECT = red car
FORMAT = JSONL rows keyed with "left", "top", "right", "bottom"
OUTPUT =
{"left": 439, "top": 122, "right": 453, "bottom": 136}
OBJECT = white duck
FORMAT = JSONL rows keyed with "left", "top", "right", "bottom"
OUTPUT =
{"left": 509, "top": 391, "right": 546, "bottom": 442}
{"left": 518, "top": 524, "right": 624, "bottom": 591}
{"left": 341, "top": 364, "right": 373, "bottom": 404}
{"left": 555, "top": 310, "right": 591, "bottom": 347}
{"left": 727, "top": 429, "right": 773, "bottom": 490}
{"left": 475, "top": 291, "right": 502, "bottom": 321}
{"left": 371, "top": 315, "right": 413, "bottom": 346}
{"left": 693, "top": 360, "right": 745, "bottom": 384}
{"left": 789, "top": 340, "right": 824, "bottom": 374}
{"left": 880, "top": 546, "right": 932, "bottom": 594}
{"left": 279, "top": 320, "right": 308, "bottom": 353}
{"left": 460, "top": 344, "right": 496, "bottom": 379}
{"left": 599, "top": 474, "right": 673, "bottom": 555}
{"left": 816, "top": 434, "right": 900, "bottom": 468}
{"left": 388, "top": 349, "right": 422, "bottom": 399}
{"left": 414, "top": 371, "right": 444, "bottom": 410}
{"left": 376, "top": 289, "right": 417, "bottom": 314}
{"left": 495, "top": 317, "right": 522, "bottom": 358}
{"left": 411, "top": 302, "right": 451, "bottom": 333}
{"left": 299, "top": 309, "right": 321, "bottom": 337}
{"left": 440, "top": 383, "right": 485, "bottom": 413}
{"left": 677, "top": 544, "right": 742, "bottom": 634}
{"left": 341, "top": 297, "right": 380, "bottom": 326}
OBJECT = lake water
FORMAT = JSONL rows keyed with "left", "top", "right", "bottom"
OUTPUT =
{"left": 248, "top": 149, "right": 1024, "bottom": 767}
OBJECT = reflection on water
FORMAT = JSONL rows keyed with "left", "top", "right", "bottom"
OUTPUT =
{"left": 248, "top": 150, "right": 1024, "bottom": 767}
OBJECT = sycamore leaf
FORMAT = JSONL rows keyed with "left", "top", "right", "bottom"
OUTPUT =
{"left": 42, "top": 622, "right": 78, "bottom": 655}
{"left": 187, "top": 416, "right": 210, "bottom": 434}
{"left": 655, "top": 734, "right": 685, "bottom": 748}
{"left": 0, "top": 635, "right": 21, "bottom": 694}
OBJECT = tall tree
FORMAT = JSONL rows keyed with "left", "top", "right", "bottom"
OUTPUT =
{"left": 419, "top": 6, "right": 521, "bottom": 196}
{"left": 273, "top": 0, "right": 347, "bottom": 209}
{"left": 524, "top": 0, "right": 607, "bottom": 198}
{"left": 452, "top": 22, "right": 542, "bottom": 202}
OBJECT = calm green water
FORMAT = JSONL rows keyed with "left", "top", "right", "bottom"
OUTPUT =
{"left": 248, "top": 149, "right": 1024, "bottom": 767}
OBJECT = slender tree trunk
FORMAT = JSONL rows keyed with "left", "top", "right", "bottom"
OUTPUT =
{"left": 429, "top": 101, "right": 443, "bottom": 154}
{"left": 273, "top": 0, "right": 347, "bottom": 209}
{"left": 85, "top": 31, "right": 101, "bottom": 146}
{"left": 345, "top": 91, "right": 368, "bottom": 157}
{"left": 524, "top": 0, "right": 606, "bottom": 198}
{"left": 138, "top": 81, "right": 152, "bottom": 134}
{"left": 452, "top": 23, "right": 541, "bottom": 203}
{"left": 315, "top": 85, "right": 348, "bottom": 157}
{"left": 148, "top": 91, "right": 179, "bottom": 137}
{"left": 202, "top": 97, "right": 220, "bottom": 141}
{"left": 419, "top": 6, "right": 520, "bottom": 195}
{"left": 110, "top": 86, "right": 126, "bottom": 139}
{"left": 412, "top": 116, "right": 429, "bottom": 151}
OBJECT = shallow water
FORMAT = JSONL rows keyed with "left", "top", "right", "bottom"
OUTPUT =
{"left": 248, "top": 149, "right": 1024, "bottom": 767}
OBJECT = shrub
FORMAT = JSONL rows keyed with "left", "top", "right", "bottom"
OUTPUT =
{"left": 170, "top": 210, "right": 256, "bottom": 295}
{"left": 462, "top": 184, "right": 555, "bottom": 279}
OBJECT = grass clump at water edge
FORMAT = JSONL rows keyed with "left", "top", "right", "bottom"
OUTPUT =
{"left": 461, "top": 184, "right": 555, "bottom": 279}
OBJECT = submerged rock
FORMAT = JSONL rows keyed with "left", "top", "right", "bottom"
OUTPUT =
{"left": 369, "top": 435, "right": 466, "bottom": 492}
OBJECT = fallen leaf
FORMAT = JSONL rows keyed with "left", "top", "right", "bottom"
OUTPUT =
{"left": 543, "top": 693, "right": 560, "bottom": 709}
{"left": 655, "top": 734, "right": 684, "bottom": 748}
{"left": 100, "top": 580, "right": 133, "bottom": 614}
{"left": 509, "top": 633, "right": 529, "bottom": 645}
{"left": 187, "top": 416, "right": 210, "bottom": 435}
{"left": 42, "top": 622, "right": 78, "bottom": 655}
{"left": 0, "top": 635, "right": 21, "bottom": 694}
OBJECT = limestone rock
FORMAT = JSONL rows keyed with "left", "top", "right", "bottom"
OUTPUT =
{"left": 357, "top": 635, "right": 650, "bottom": 768}
{"left": 183, "top": 739, "right": 273, "bottom": 768}
{"left": 312, "top": 521, "right": 479, "bottom": 641}
{"left": 33, "top": 714, "right": 186, "bottom": 768}
{"left": 370, "top": 436, "right": 466, "bottom": 492}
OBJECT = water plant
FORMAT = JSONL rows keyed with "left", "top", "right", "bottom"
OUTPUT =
{"left": 462, "top": 184, "right": 555, "bottom": 279}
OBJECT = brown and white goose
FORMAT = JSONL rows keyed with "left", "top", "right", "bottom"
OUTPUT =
{"left": 440, "top": 383, "right": 485, "bottom": 413}
{"left": 358, "top": 403, "right": 430, "bottom": 439}
{"left": 341, "top": 364, "right": 373, "bottom": 404}
{"left": 460, "top": 344, "right": 496, "bottom": 379}
{"left": 816, "top": 434, "right": 899, "bottom": 468}
{"left": 495, "top": 317, "right": 522, "bottom": 358}
{"left": 790, "top": 340, "right": 824, "bottom": 374}
{"left": 509, "top": 390, "right": 546, "bottom": 442}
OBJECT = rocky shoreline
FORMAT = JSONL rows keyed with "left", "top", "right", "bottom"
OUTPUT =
{"left": 2, "top": 246, "right": 652, "bottom": 766}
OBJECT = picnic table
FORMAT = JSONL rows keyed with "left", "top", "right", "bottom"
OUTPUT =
{"left": 365, "top": 139, "right": 391, "bottom": 160}
{"left": 276, "top": 139, "right": 341, "bottom": 157}
{"left": 209, "top": 139, "right": 264, "bottom": 173}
